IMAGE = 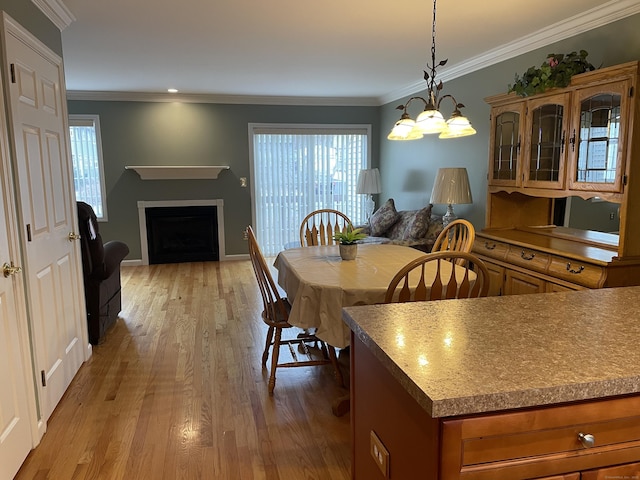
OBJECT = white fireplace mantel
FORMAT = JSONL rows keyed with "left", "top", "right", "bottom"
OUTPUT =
{"left": 125, "top": 165, "right": 230, "bottom": 180}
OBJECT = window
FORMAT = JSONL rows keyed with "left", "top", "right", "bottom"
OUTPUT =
{"left": 69, "top": 114, "right": 107, "bottom": 219}
{"left": 250, "top": 124, "right": 371, "bottom": 256}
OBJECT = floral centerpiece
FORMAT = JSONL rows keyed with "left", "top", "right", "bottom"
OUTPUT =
{"left": 509, "top": 50, "right": 596, "bottom": 97}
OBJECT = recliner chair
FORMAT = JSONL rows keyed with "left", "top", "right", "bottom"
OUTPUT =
{"left": 76, "top": 202, "right": 130, "bottom": 344}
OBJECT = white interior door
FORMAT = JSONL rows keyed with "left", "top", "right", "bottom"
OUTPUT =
{"left": 0, "top": 81, "right": 34, "bottom": 480}
{"left": 2, "top": 14, "right": 87, "bottom": 424}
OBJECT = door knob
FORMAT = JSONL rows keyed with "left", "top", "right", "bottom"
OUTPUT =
{"left": 3, "top": 262, "right": 22, "bottom": 278}
{"left": 68, "top": 232, "right": 81, "bottom": 241}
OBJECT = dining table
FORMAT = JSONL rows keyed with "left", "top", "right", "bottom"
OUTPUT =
{"left": 273, "top": 242, "right": 468, "bottom": 416}
{"left": 273, "top": 243, "right": 438, "bottom": 349}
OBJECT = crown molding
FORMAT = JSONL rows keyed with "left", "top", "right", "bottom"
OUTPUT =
{"left": 379, "top": 0, "right": 640, "bottom": 105}
{"left": 31, "top": 0, "right": 75, "bottom": 30}
{"left": 65, "top": 90, "right": 380, "bottom": 107}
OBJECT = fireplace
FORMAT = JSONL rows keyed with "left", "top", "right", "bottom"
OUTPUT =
{"left": 137, "top": 200, "right": 226, "bottom": 265}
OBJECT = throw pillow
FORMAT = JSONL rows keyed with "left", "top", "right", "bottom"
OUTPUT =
{"left": 386, "top": 210, "right": 413, "bottom": 239}
{"left": 369, "top": 198, "right": 400, "bottom": 236}
{"left": 402, "top": 204, "right": 433, "bottom": 240}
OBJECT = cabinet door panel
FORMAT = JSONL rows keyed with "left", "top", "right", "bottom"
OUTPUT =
{"left": 489, "top": 102, "right": 525, "bottom": 187}
{"left": 567, "top": 81, "right": 630, "bottom": 193}
{"left": 545, "top": 282, "right": 581, "bottom": 293}
{"left": 581, "top": 461, "right": 640, "bottom": 479}
{"left": 504, "top": 269, "right": 545, "bottom": 295}
{"left": 530, "top": 474, "right": 579, "bottom": 479}
{"left": 484, "top": 261, "right": 504, "bottom": 296}
{"left": 523, "top": 93, "right": 570, "bottom": 190}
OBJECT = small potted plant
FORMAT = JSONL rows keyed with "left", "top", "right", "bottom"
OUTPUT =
{"left": 333, "top": 226, "right": 367, "bottom": 260}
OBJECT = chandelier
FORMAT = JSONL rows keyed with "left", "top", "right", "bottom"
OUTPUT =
{"left": 388, "top": 0, "right": 476, "bottom": 140}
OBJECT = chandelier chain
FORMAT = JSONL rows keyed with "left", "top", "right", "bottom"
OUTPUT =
{"left": 428, "top": 0, "right": 438, "bottom": 102}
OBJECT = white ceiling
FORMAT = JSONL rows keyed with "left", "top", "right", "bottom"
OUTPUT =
{"left": 57, "top": 0, "right": 640, "bottom": 105}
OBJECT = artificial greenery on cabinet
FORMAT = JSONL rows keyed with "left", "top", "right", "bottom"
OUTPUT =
{"left": 509, "top": 50, "right": 597, "bottom": 97}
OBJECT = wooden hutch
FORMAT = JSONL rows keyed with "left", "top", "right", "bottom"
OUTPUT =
{"left": 473, "top": 61, "right": 640, "bottom": 295}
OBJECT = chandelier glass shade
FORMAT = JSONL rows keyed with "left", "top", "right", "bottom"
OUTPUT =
{"left": 388, "top": 0, "right": 476, "bottom": 141}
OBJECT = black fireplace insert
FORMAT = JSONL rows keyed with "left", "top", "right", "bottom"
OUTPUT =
{"left": 146, "top": 206, "right": 219, "bottom": 264}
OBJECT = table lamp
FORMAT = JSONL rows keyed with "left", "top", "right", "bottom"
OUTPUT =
{"left": 356, "top": 168, "right": 382, "bottom": 221}
{"left": 430, "top": 167, "right": 472, "bottom": 226}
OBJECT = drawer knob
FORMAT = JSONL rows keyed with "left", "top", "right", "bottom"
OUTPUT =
{"left": 521, "top": 250, "right": 535, "bottom": 261}
{"left": 484, "top": 242, "right": 496, "bottom": 250}
{"left": 578, "top": 432, "right": 595, "bottom": 448}
{"left": 566, "top": 263, "right": 585, "bottom": 274}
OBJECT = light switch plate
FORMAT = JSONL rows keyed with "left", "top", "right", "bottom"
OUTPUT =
{"left": 370, "top": 430, "right": 390, "bottom": 478}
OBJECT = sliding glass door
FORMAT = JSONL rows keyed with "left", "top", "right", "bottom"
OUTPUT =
{"left": 250, "top": 124, "right": 371, "bottom": 255}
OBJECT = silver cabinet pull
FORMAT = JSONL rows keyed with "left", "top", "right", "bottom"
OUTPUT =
{"left": 484, "top": 242, "right": 496, "bottom": 250}
{"left": 578, "top": 432, "right": 595, "bottom": 448}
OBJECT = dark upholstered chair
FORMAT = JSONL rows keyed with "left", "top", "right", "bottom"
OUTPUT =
{"left": 77, "top": 202, "right": 129, "bottom": 345}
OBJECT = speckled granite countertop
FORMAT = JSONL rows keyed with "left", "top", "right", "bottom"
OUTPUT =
{"left": 343, "top": 286, "right": 640, "bottom": 418}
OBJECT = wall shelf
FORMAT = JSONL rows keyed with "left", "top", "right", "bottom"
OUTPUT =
{"left": 125, "top": 165, "right": 230, "bottom": 180}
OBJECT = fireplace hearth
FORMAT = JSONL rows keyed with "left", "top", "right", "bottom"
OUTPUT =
{"left": 145, "top": 206, "right": 219, "bottom": 264}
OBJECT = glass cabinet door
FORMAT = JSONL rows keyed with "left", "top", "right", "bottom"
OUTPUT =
{"left": 568, "top": 81, "right": 630, "bottom": 192}
{"left": 523, "top": 93, "right": 570, "bottom": 189}
{"left": 489, "top": 102, "right": 524, "bottom": 187}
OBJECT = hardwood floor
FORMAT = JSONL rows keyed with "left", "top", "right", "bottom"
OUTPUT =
{"left": 15, "top": 261, "right": 351, "bottom": 480}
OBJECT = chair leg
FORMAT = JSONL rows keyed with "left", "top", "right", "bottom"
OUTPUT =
{"left": 268, "top": 328, "right": 282, "bottom": 395}
{"left": 327, "top": 345, "right": 344, "bottom": 388}
{"left": 262, "top": 326, "right": 274, "bottom": 367}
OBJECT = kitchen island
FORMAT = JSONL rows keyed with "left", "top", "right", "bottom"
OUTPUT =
{"left": 342, "top": 286, "right": 640, "bottom": 479}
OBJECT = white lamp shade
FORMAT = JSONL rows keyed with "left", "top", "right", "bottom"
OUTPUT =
{"left": 356, "top": 168, "right": 382, "bottom": 194}
{"left": 430, "top": 168, "right": 472, "bottom": 205}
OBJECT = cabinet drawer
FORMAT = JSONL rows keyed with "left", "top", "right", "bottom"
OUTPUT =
{"left": 548, "top": 255, "right": 606, "bottom": 288}
{"left": 473, "top": 238, "right": 509, "bottom": 261}
{"left": 441, "top": 395, "right": 640, "bottom": 480}
{"left": 461, "top": 413, "right": 640, "bottom": 466}
{"left": 506, "top": 245, "right": 549, "bottom": 273}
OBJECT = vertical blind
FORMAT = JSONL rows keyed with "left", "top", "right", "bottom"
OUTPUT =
{"left": 251, "top": 125, "right": 370, "bottom": 255}
{"left": 69, "top": 115, "right": 107, "bottom": 219}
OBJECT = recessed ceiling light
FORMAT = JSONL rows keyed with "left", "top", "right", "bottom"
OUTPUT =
{"left": 167, "top": 88, "right": 178, "bottom": 93}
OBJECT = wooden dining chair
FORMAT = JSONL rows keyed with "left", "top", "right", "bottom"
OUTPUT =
{"left": 384, "top": 251, "right": 490, "bottom": 303}
{"left": 299, "top": 209, "right": 353, "bottom": 247}
{"left": 432, "top": 219, "right": 475, "bottom": 254}
{"left": 246, "top": 226, "right": 343, "bottom": 394}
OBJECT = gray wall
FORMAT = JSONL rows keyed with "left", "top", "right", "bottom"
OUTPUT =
{"left": 0, "top": 1, "right": 61, "bottom": 55}
{"left": 66, "top": 100, "right": 380, "bottom": 258}
{"left": 380, "top": 14, "right": 640, "bottom": 229}
{"left": 67, "top": 12, "right": 640, "bottom": 260}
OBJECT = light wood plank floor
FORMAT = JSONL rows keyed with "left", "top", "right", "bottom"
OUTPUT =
{"left": 15, "top": 261, "right": 351, "bottom": 480}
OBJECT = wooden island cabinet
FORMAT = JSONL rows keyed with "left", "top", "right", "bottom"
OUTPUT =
{"left": 343, "top": 287, "right": 640, "bottom": 479}
{"left": 475, "top": 61, "right": 640, "bottom": 295}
